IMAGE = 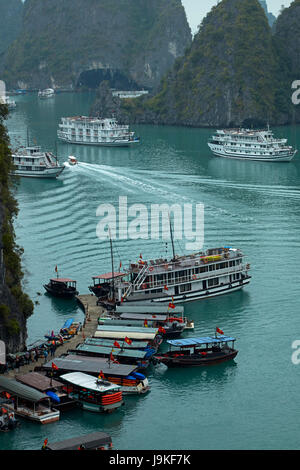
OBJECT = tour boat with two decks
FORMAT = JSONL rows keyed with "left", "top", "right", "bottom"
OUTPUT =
{"left": 89, "top": 246, "right": 251, "bottom": 305}
{"left": 38, "top": 88, "right": 55, "bottom": 99}
{"left": 11, "top": 146, "right": 65, "bottom": 178}
{"left": 57, "top": 116, "right": 140, "bottom": 147}
{"left": 60, "top": 372, "right": 123, "bottom": 413}
{"left": 154, "top": 332, "right": 238, "bottom": 367}
{"left": 208, "top": 126, "right": 297, "bottom": 162}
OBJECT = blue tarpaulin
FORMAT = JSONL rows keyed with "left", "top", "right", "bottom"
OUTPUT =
{"left": 167, "top": 336, "right": 236, "bottom": 347}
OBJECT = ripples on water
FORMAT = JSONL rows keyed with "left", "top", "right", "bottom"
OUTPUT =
{"left": 2, "top": 93, "right": 300, "bottom": 450}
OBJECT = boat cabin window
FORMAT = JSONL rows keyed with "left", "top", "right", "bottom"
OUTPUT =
{"left": 208, "top": 278, "right": 219, "bottom": 287}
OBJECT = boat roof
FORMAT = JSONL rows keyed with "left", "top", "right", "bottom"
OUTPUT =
{"left": 84, "top": 338, "right": 150, "bottom": 349}
{"left": 60, "top": 372, "right": 120, "bottom": 392}
{"left": 167, "top": 335, "right": 236, "bottom": 347}
{"left": 119, "top": 313, "right": 168, "bottom": 321}
{"left": 16, "top": 372, "right": 63, "bottom": 392}
{"left": 45, "top": 432, "right": 112, "bottom": 450}
{"left": 43, "top": 355, "right": 137, "bottom": 377}
{"left": 116, "top": 305, "right": 184, "bottom": 314}
{"left": 0, "top": 376, "right": 48, "bottom": 402}
{"left": 93, "top": 272, "right": 125, "bottom": 280}
{"left": 76, "top": 344, "right": 148, "bottom": 359}
{"left": 50, "top": 278, "right": 76, "bottom": 283}
{"left": 95, "top": 325, "right": 159, "bottom": 341}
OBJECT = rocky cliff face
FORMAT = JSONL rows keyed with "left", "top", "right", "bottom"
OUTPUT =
{"left": 0, "top": 0, "right": 23, "bottom": 55}
{"left": 0, "top": 105, "right": 33, "bottom": 354}
{"left": 119, "top": 0, "right": 288, "bottom": 128}
{"left": 1, "top": 0, "right": 191, "bottom": 90}
{"left": 259, "top": 0, "right": 276, "bottom": 26}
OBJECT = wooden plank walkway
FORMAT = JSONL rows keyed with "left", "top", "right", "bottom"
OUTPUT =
{"left": 6, "top": 294, "right": 105, "bottom": 378}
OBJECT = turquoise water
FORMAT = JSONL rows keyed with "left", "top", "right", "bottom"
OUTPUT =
{"left": 1, "top": 92, "right": 300, "bottom": 449}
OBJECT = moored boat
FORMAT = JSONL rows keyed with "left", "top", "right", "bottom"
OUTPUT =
{"left": 41, "top": 355, "right": 150, "bottom": 394}
{"left": 43, "top": 278, "right": 79, "bottom": 298}
{"left": 42, "top": 431, "right": 113, "bottom": 450}
{"left": 154, "top": 333, "right": 238, "bottom": 367}
{"left": 68, "top": 155, "right": 78, "bottom": 165}
{"left": 0, "top": 376, "right": 60, "bottom": 424}
{"left": 68, "top": 341, "right": 155, "bottom": 369}
{"left": 59, "top": 372, "right": 123, "bottom": 413}
{"left": 90, "top": 246, "right": 251, "bottom": 305}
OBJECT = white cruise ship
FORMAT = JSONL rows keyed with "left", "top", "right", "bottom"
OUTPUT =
{"left": 57, "top": 116, "right": 140, "bottom": 147}
{"left": 38, "top": 88, "right": 55, "bottom": 99}
{"left": 208, "top": 127, "right": 297, "bottom": 162}
{"left": 89, "top": 246, "right": 251, "bottom": 305}
{"left": 0, "top": 94, "right": 16, "bottom": 110}
{"left": 11, "top": 146, "right": 65, "bottom": 178}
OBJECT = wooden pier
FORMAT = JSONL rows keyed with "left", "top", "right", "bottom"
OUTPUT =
{"left": 6, "top": 294, "right": 104, "bottom": 378}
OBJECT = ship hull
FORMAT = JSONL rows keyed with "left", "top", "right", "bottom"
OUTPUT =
{"left": 58, "top": 136, "right": 139, "bottom": 147}
{"left": 10, "top": 167, "right": 65, "bottom": 178}
{"left": 122, "top": 278, "right": 251, "bottom": 305}
{"left": 208, "top": 144, "right": 296, "bottom": 162}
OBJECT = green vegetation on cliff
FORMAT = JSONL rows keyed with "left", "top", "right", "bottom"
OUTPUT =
{"left": 1, "top": 0, "right": 191, "bottom": 90}
{"left": 0, "top": 0, "right": 23, "bottom": 55}
{"left": 119, "top": 0, "right": 289, "bottom": 127}
{"left": 0, "top": 104, "right": 33, "bottom": 349}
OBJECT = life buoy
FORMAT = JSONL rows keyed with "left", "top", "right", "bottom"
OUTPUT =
{"left": 142, "top": 284, "right": 148, "bottom": 290}
{"left": 149, "top": 267, "right": 154, "bottom": 272}
{"left": 192, "top": 274, "right": 197, "bottom": 280}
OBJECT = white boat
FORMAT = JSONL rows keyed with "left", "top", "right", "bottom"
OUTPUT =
{"left": 60, "top": 372, "right": 123, "bottom": 413}
{"left": 90, "top": 246, "right": 251, "bottom": 305}
{"left": 57, "top": 116, "right": 140, "bottom": 147}
{"left": 38, "top": 88, "right": 55, "bottom": 99}
{"left": 68, "top": 155, "right": 78, "bottom": 166}
{"left": 0, "top": 94, "right": 16, "bottom": 110}
{"left": 11, "top": 146, "right": 65, "bottom": 178}
{"left": 208, "top": 126, "right": 297, "bottom": 162}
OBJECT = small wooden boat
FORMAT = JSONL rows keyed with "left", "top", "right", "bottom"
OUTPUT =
{"left": 40, "top": 354, "right": 150, "bottom": 394}
{"left": 43, "top": 278, "right": 78, "bottom": 298}
{"left": 154, "top": 335, "right": 238, "bottom": 367}
{"left": 0, "top": 376, "right": 60, "bottom": 424}
{"left": 60, "top": 372, "right": 123, "bottom": 413}
{"left": 42, "top": 431, "right": 113, "bottom": 450}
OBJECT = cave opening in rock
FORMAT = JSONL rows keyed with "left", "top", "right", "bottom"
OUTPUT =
{"left": 76, "top": 68, "right": 140, "bottom": 90}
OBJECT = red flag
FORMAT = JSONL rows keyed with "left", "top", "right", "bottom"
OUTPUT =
{"left": 110, "top": 351, "right": 115, "bottom": 362}
{"left": 168, "top": 302, "right": 175, "bottom": 309}
{"left": 124, "top": 336, "right": 132, "bottom": 345}
{"left": 51, "top": 362, "right": 59, "bottom": 370}
{"left": 120, "top": 296, "right": 124, "bottom": 304}
{"left": 114, "top": 341, "right": 121, "bottom": 349}
{"left": 201, "top": 351, "right": 207, "bottom": 356}
{"left": 42, "top": 438, "right": 48, "bottom": 449}
{"left": 216, "top": 327, "right": 224, "bottom": 335}
{"left": 139, "top": 253, "right": 143, "bottom": 259}
{"left": 144, "top": 319, "right": 148, "bottom": 327}
{"left": 5, "top": 392, "right": 11, "bottom": 399}
{"left": 55, "top": 265, "right": 58, "bottom": 273}
{"left": 119, "top": 261, "right": 122, "bottom": 269}
{"left": 164, "top": 285, "right": 169, "bottom": 291}
{"left": 98, "top": 370, "right": 105, "bottom": 379}
{"left": 158, "top": 326, "right": 166, "bottom": 334}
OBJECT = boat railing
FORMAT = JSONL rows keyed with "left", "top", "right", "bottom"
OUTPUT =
{"left": 127, "top": 264, "right": 249, "bottom": 291}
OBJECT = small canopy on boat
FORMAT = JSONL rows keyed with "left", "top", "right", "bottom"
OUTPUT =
{"left": 16, "top": 372, "right": 63, "bottom": 392}
{"left": 0, "top": 376, "right": 48, "bottom": 403}
{"left": 92, "top": 272, "right": 125, "bottom": 280}
{"left": 44, "top": 431, "right": 112, "bottom": 450}
{"left": 167, "top": 335, "right": 236, "bottom": 348}
{"left": 84, "top": 337, "right": 150, "bottom": 350}
{"left": 50, "top": 278, "right": 76, "bottom": 283}
{"left": 95, "top": 325, "right": 159, "bottom": 341}
{"left": 62, "top": 318, "right": 74, "bottom": 329}
{"left": 60, "top": 372, "right": 120, "bottom": 392}
{"left": 42, "top": 355, "right": 137, "bottom": 377}
{"left": 119, "top": 313, "right": 168, "bottom": 321}
{"left": 75, "top": 343, "right": 149, "bottom": 359}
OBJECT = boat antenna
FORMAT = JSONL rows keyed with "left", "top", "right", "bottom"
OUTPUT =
{"left": 168, "top": 213, "right": 176, "bottom": 261}
{"left": 26, "top": 127, "right": 30, "bottom": 147}
{"left": 109, "top": 228, "right": 115, "bottom": 302}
